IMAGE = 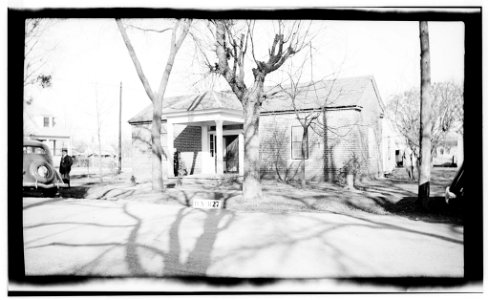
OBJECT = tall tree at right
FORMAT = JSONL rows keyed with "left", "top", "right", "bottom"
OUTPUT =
{"left": 418, "top": 21, "right": 434, "bottom": 209}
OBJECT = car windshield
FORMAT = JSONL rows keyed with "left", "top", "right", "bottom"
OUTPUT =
{"left": 23, "top": 146, "right": 47, "bottom": 154}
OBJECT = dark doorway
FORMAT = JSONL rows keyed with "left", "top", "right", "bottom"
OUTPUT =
{"left": 395, "top": 149, "right": 403, "bottom": 167}
{"left": 224, "top": 135, "right": 239, "bottom": 173}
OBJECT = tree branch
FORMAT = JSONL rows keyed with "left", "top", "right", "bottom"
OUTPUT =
{"left": 215, "top": 20, "right": 246, "bottom": 100}
{"left": 126, "top": 23, "right": 172, "bottom": 34}
{"left": 115, "top": 19, "right": 156, "bottom": 102}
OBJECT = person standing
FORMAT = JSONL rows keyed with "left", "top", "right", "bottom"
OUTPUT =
{"left": 60, "top": 148, "right": 73, "bottom": 188}
{"left": 402, "top": 148, "right": 416, "bottom": 181}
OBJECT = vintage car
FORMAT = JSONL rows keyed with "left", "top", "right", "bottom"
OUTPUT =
{"left": 23, "top": 140, "right": 65, "bottom": 196}
{"left": 445, "top": 162, "right": 464, "bottom": 205}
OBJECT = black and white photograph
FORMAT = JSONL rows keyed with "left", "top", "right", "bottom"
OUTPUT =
{"left": 5, "top": 0, "right": 484, "bottom": 296}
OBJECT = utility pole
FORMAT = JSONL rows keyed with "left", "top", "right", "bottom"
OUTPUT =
{"left": 118, "top": 81, "right": 123, "bottom": 174}
{"left": 418, "top": 21, "right": 434, "bottom": 209}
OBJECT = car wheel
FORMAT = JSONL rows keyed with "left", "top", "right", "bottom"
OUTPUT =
{"left": 29, "top": 157, "right": 56, "bottom": 183}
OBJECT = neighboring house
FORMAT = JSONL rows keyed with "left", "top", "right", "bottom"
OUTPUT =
{"left": 381, "top": 119, "right": 463, "bottom": 173}
{"left": 128, "top": 76, "right": 385, "bottom": 182}
{"left": 432, "top": 131, "right": 463, "bottom": 167}
{"left": 24, "top": 103, "right": 71, "bottom": 167}
{"left": 381, "top": 118, "right": 408, "bottom": 174}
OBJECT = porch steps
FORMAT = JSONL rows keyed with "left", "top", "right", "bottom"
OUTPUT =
{"left": 168, "top": 174, "right": 243, "bottom": 187}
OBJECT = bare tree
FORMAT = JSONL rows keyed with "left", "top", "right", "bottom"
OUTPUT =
{"left": 418, "top": 21, "right": 434, "bottom": 208}
{"left": 433, "top": 82, "right": 464, "bottom": 136}
{"left": 24, "top": 18, "right": 54, "bottom": 104}
{"left": 116, "top": 19, "right": 191, "bottom": 191}
{"left": 272, "top": 42, "right": 352, "bottom": 187}
{"left": 273, "top": 69, "right": 323, "bottom": 186}
{"left": 212, "top": 20, "right": 312, "bottom": 203}
{"left": 386, "top": 81, "right": 463, "bottom": 161}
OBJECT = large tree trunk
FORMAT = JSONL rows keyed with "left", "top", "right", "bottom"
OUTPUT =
{"left": 301, "top": 126, "right": 308, "bottom": 187}
{"left": 242, "top": 99, "right": 263, "bottom": 204}
{"left": 151, "top": 97, "right": 165, "bottom": 191}
{"left": 418, "top": 21, "right": 434, "bottom": 209}
{"left": 242, "top": 77, "right": 265, "bottom": 205}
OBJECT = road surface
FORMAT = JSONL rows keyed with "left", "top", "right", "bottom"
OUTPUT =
{"left": 23, "top": 196, "right": 464, "bottom": 278}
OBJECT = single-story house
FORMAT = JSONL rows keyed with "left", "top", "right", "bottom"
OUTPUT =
{"left": 128, "top": 75, "right": 385, "bottom": 182}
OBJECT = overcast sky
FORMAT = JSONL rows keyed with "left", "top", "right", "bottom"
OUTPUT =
{"left": 25, "top": 19, "right": 464, "bottom": 148}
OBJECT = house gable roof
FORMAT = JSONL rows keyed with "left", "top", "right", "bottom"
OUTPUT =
{"left": 261, "top": 76, "right": 379, "bottom": 113}
{"left": 129, "top": 76, "right": 383, "bottom": 123}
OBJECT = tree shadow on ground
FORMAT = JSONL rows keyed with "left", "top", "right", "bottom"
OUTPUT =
{"left": 356, "top": 195, "right": 463, "bottom": 225}
{"left": 25, "top": 203, "right": 236, "bottom": 279}
{"left": 162, "top": 208, "right": 235, "bottom": 276}
{"left": 23, "top": 198, "right": 66, "bottom": 210}
{"left": 22, "top": 198, "right": 465, "bottom": 288}
{"left": 207, "top": 207, "right": 463, "bottom": 284}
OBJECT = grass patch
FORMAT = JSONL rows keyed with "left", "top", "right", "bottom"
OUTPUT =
{"left": 80, "top": 167, "right": 463, "bottom": 224}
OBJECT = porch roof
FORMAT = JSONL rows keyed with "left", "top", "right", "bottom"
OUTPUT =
{"left": 128, "top": 91, "right": 242, "bottom": 124}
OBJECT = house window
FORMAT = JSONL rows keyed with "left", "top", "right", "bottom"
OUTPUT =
{"left": 291, "top": 126, "right": 308, "bottom": 160}
{"left": 52, "top": 117, "right": 56, "bottom": 127}
{"left": 43, "top": 117, "right": 50, "bottom": 127}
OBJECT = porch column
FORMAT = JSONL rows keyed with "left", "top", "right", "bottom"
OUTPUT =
{"left": 239, "top": 132, "right": 244, "bottom": 175}
{"left": 215, "top": 120, "right": 224, "bottom": 175}
{"left": 166, "top": 121, "right": 174, "bottom": 177}
{"left": 201, "top": 125, "right": 209, "bottom": 174}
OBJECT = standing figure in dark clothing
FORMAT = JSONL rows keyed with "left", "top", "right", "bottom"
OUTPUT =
{"left": 60, "top": 148, "right": 73, "bottom": 187}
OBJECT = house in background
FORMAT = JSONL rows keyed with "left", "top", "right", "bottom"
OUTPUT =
{"left": 71, "top": 146, "right": 118, "bottom": 171}
{"left": 381, "top": 118, "right": 408, "bottom": 174}
{"left": 432, "top": 131, "right": 463, "bottom": 167}
{"left": 24, "top": 103, "right": 71, "bottom": 167}
{"left": 381, "top": 119, "right": 463, "bottom": 173}
{"left": 128, "top": 76, "right": 385, "bottom": 183}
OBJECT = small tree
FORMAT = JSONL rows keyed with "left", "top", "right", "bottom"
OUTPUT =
{"left": 272, "top": 42, "right": 350, "bottom": 186}
{"left": 274, "top": 73, "right": 325, "bottom": 186}
{"left": 116, "top": 19, "right": 191, "bottom": 191}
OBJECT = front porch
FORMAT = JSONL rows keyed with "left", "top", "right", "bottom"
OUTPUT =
{"left": 165, "top": 108, "right": 244, "bottom": 178}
